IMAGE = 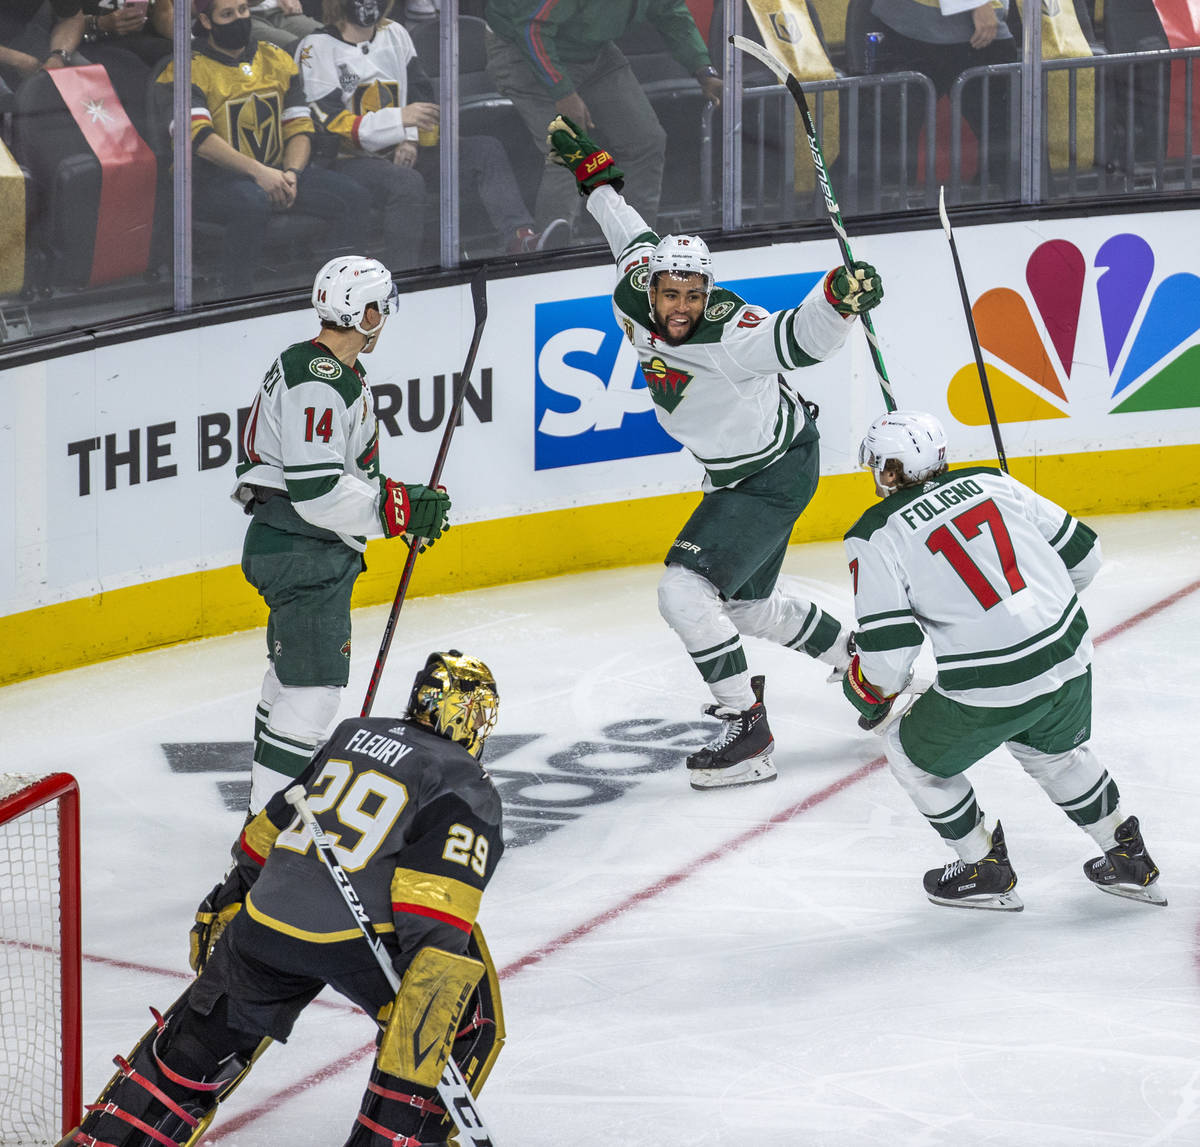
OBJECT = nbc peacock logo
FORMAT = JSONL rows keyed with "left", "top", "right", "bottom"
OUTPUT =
{"left": 947, "top": 233, "right": 1200, "bottom": 423}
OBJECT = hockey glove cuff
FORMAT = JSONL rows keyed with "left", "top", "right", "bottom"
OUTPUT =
{"left": 842, "top": 654, "right": 897, "bottom": 730}
{"left": 378, "top": 477, "right": 412, "bottom": 539}
{"left": 546, "top": 115, "right": 625, "bottom": 196}
{"left": 824, "top": 261, "right": 884, "bottom": 316}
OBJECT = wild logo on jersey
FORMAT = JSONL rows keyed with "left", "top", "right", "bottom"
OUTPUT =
{"left": 226, "top": 91, "right": 283, "bottom": 164}
{"left": 640, "top": 356, "right": 692, "bottom": 414}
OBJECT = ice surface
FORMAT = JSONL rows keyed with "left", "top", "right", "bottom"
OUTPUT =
{"left": 2, "top": 509, "right": 1197, "bottom": 1146}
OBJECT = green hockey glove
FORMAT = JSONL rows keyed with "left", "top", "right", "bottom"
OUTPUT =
{"left": 546, "top": 115, "right": 625, "bottom": 195}
{"left": 824, "top": 261, "right": 884, "bottom": 315}
{"left": 405, "top": 482, "right": 450, "bottom": 541}
{"left": 842, "top": 654, "right": 898, "bottom": 731}
{"left": 379, "top": 479, "right": 451, "bottom": 543}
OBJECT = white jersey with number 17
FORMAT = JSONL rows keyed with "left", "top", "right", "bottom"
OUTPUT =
{"left": 844, "top": 466, "right": 1101, "bottom": 708}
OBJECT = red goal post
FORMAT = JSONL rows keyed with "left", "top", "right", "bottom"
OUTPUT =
{"left": 0, "top": 772, "right": 83, "bottom": 1143}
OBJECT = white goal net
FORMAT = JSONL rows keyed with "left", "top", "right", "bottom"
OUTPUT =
{"left": 0, "top": 772, "right": 82, "bottom": 1146}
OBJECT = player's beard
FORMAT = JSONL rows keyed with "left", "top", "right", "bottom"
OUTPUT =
{"left": 652, "top": 311, "right": 698, "bottom": 346}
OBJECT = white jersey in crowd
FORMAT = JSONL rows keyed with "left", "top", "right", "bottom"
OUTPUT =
{"left": 586, "top": 185, "right": 855, "bottom": 490}
{"left": 295, "top": 20, "right": 421, "bottom": 153}
{"left": 233, "top": 339, "right": 385, "bottom": 551}
{"left": 845, "top": 466, "right": 1102, "bottom": 708}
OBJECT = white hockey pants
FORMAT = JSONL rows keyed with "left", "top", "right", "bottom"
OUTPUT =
{"left": 658, "top": 563, "right": 849, "bottom": 709}
{"left": 885, "top": 723, "right": 1125, "bottom": 861}
{"left": 250, "top": 663, "right": 341, "bottom": 814}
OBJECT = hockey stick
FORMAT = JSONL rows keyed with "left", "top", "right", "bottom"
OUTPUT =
{"left": 729, "top": 34, "right": 896, "bottom": 413}
{"left": 283, "top": 785, "right": 499, "bottom": 1147}
{"left": 361, "top": 266, "right": 489, "bottom": 718}
{"left": 937, "top": 186, "right": 1008, "bottom": 473}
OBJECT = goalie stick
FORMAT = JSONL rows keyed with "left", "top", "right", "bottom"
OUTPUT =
{"left": 729, "top": 34, "right": 896, "bottom": 413}
{"left": 361, "top": 266, "right": 489, "bottom": 718}
{"left": 284, "top": 786, "right": 499, "bottom": 1147}
{"left": 938, "top": 186, "right": 1009, "bottom": 473}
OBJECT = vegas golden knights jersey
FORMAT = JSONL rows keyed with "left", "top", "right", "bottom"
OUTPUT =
{"left": 233, "top": 716, "right": 504, "bottom": 960}
{"left": 295, "top": 21, "right": 434, "bottom": 156}
{"left": 157, "top": 37, "right": 313, "bottom": 167}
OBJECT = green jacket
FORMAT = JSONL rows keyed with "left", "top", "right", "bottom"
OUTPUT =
{"left": 486, "top": 0, "right": 712, "bottom": 96}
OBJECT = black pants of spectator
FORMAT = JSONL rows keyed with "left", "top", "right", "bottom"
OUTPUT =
{"left": 411, "top": 134, "right": 535, "bottom": 259}
{"left": 192, "top": 161, "right": 370, "bottom": 297}
{"left": 333, "top": 154, "right": 425, "bottom": 271}
{"left": 876, "top": 29, "right": 1019, "bottom": 195}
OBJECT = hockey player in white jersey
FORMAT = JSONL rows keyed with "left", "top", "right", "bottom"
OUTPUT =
{"left": 545, "top": 115, "right": 883, "bottom": 791}
{"left": 842, "top": 410, "right": 1165, "bottom": 910}
{"left": 233, "top": 255, "right": 451, "bottom": 814}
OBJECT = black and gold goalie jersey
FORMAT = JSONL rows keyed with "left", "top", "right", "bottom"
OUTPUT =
{"left": 156, "top": 37, "right": 313, "bottom": 168}
{"left": 233, "top": 716, "right": 504, "bottom": 959}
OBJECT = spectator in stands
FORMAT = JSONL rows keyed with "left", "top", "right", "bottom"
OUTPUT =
{"left": 81, "top": 0, "right": 173, "bottom": 64}
{"left": 867, "top": 0, "right": 1018, "bottom": 192}
{"left": 0, "top": 0, "right": 86, "bottom": 92}
{"left": 155, "top": 0, "right": 369, "bottom": 297}
{"left": 296, "top": 0, "right": 567, "bottom": 266}
{"left": 248, "top": 0, "right": 319, "bottom": 52}
{"left": 78, "top": 0, "right": 175, "bottom": 134}
{"left": 483, "top": 0, "right": 721, "bottom": 242}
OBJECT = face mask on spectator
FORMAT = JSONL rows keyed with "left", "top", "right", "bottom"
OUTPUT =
{"left": 346, "top": 0, "right": 383, "bottom": 26}
{"left": 210, "top": 14, "right": 251, "bottom": 49}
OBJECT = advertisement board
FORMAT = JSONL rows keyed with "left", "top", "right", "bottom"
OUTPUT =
{"left": 2, "top": 207, "right": 1198, "bottom": 679}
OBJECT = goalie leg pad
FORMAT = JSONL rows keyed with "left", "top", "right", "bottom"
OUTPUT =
{"left": 58, "top": 989, "right": 268, "bottom": 1147}
{"left": 453, "top": 925, "right": 506, "bottom": 1095}
{"left": 378, "top": 947, "right": 484, "bottom": 1087}
{"left": 342, "top": 929, "right": 505, "bottom": 1147}
{"left": 342, "top": 1066, "right": 446, "bottom": 1147}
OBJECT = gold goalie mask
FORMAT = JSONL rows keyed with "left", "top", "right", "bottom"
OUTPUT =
{"left": 407, "top": 651, "right": 499, "bottom": 758}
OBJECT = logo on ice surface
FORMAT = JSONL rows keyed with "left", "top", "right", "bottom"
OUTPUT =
{"left": 947, "top": 232, "right": 1200, "bottom": 425}
{"left": 533, "top": 271, "right": 824, "bottom": 471}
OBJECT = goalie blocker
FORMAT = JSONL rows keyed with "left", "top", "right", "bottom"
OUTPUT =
{"left": 60, "top": 652, "right": 506, "bottom": 1147}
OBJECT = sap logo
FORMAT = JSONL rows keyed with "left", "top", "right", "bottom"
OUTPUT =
{"left": 534, "top": 273, "right": 824, "bottom": 471}
{"left": 534, "top": 293, "right": 680, "bottom": 470}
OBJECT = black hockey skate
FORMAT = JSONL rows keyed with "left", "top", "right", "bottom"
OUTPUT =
{"left": 686, "top": 675, "right": 776, "bottom": 790}
{"left": 923, "top": 821, "right": 1023, "bottom": 911}
{"left": 1084, "top": 815, "right": 1167, "bottom": 906}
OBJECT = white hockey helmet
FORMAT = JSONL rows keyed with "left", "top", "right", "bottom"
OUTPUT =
{"left": 858, "top": 410, "right": 949, "bottom": 492}
{"left": 311, "top": 255, "right": 398, "bottom": 337}
{"left": 646, "top": 234, "right": 714, "bottom": 296}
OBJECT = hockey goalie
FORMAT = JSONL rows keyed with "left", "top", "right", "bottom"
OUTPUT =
{"left": 60, "top": 651, "right": 505, "bottom": 1147}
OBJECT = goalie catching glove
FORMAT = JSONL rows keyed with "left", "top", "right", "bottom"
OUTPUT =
{"left": 379, "top": 479, "right": 451, "bottom": 544}
{"left": 842, "top": 653, "right": 902, "bottom": 731}
{"left": 824, "top": 261, "right": 884, "bottom": 315}
{"left": 189, "top": 864, "right": 252, "bottom": 974}
{"left": 546, "top": 115, "right": 625, "bottom": 195}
